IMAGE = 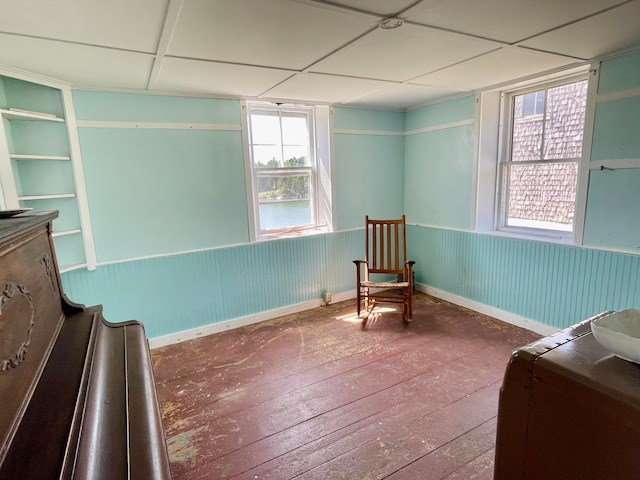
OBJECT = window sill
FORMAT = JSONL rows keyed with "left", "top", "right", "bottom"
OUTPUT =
{"left": 490, "top": 227, "right": 575, "bottom": 246}
{"left": 257, "top": 225, "right": 331, "bottom": 241}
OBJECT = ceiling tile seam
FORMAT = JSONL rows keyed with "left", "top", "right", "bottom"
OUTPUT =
{"left": 0, "top": 30, "right": 155, "bottom": 56}
{"left": 297, "top": 25, "right": 380, "bottom": 75}
{"left": 256, "top": 23, "right": 388, "bottom": 99}
{"left": 465, "top": 61, "right": 588, "bottom": 96}
{"left": 148, "top": 0, "right": 185, "bottom": 90}
{"left": 255, "top": 72, "right": 302, "bottom": 100}
{"left": 401, "top": 47, "right": 504, "bottom": 84}
{"left": 292, "top": 0, "right": 386, "bottom": 19}
{"left": 512, "top": 0, "right": 637, "bottom": 46}
{"left": 161, "top": 55, "right": 299, "bottom": 74}
{"left": 509, "top": 44, "right": 589, "bottom": 62}
{"left": 299, "top": 0, "right": 426, "bottom": 20}
{"left": 338, "top": 84, "right": 409, "bottom": 108}
{"left": 401, "top": 20, "right": 509, "bottom": 48}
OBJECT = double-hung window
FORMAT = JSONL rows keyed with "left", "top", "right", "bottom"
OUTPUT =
{"left": 245, "top": 102, "right": 331, "bottom": 239}
{"left": 498, "top": 77, "right": 588, "bottom": 239}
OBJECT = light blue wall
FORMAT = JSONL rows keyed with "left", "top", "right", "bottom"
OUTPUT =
{"left": 61, "top": 101, "right": 400, "bottom": 338}
{"left": 73, "top": 92, "right": 249, "bottom": 262}
{"left": 402, "top": 52, "right": 640, "bottom": 327}
{"left": 59, "top": 51, "right": 640, "bottom": 340}
{"left": 404, "top": 96, "right": 476, "bottom": 230}
{"left": 583, "top": 51, "right": 640, "bottom": 252}
{"left": 333, "top": 107, "right": 405, "bottom": 230}
{"left": 408, "top": 226, "right": 640, "bottom": 329}
{"left": 62, "top": 229, "right": 362, "bottom": 338}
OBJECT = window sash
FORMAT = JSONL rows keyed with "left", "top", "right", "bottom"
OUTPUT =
{"left": 498, "top": 76, "right": 588, "bottom": 237}
{"left": 247, "top": 104, "right": 318, "bottom": 236}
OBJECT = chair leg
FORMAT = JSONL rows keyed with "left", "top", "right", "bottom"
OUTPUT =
{"left": 403, "top": 287, "right": 414, "bottom": 323}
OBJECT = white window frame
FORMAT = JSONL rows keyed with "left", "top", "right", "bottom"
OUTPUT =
{"left": 242, "top": 101, "right": 333, "bottom": 241}
{"left": 495, "top": 74, "right": 589, "bottom": 243}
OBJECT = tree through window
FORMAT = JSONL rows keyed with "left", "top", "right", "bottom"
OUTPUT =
{"left": 246, "top": 104, "right": 319, "bottom": 236}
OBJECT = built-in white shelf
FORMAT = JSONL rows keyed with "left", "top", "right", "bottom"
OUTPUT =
{"left": 10, "top": 154, "right": 71, "bottom": 161}
{"left": 18, "top": 193, "right": 76, "bottom": 201}
{"left": 52, "top": 229, "right": 82, "bottom": 238}
{"left": 0, "top": 108, "right": 64, "bottom": 122}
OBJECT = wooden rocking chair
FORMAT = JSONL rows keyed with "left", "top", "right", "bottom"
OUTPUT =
{"left": 353, "top": 215, "right": 415, "bottom": 323}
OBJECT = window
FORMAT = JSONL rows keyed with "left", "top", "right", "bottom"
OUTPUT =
{"left": 522, "top": 90, "right": 545, "bottom": 116}
{"left": 498, "top": 77, "right": 588, "bottom": 237}
{"left": 244, "top": 102, "right": 332, "bottom": 239}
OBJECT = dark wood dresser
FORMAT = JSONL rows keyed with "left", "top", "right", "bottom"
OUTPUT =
{"left": 0, "top": 211, "right": 172, "bottom": 479}
{"left": 494, "top": 312, "right": 640, "bottom": 480}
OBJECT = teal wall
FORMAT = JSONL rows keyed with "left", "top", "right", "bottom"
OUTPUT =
{"left": 583, "top": 51, "right": 640, "bottom": 252}
{"left": 404, "top": 96, "right": 476, "bottom": 230}
{"left": 334, "top": 107, "right": 405, "bottom": 230}
{"left": 63, "top": 229, "right": 362, "bottom": 338}
{"left": 408, "top": 226, "right": 640, "bottom": 329}
{"left": 62, "top": 100, "right": 398, "bottom": 338}
{"left": 60, "top": 51, "right": 640, "bottom": 339}
{"left": 402, "top": 52, "right": 640, "bottom": 329}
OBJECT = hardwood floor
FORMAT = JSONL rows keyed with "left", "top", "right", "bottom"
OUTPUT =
{"left": 151, "top": 293, "right": 540, "bottom": 479}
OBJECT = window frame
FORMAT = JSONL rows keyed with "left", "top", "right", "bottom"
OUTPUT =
{"left": 496, "top": 74, "right": 589, "bottom": 242}
{"left": 243, "top": 101, "right": 332, "bottom": 240}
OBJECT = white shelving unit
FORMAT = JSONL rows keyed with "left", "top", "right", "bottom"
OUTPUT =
{"left": 0, "top": 70, "right": 96, "bottom": 271}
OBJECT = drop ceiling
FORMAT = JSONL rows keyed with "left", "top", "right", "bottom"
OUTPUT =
{"left": 1, "top": 0, "right": 639, "bottom": 110}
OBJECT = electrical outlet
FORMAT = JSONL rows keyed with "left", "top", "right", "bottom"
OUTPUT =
{"left": 322, "top": 290, "right": 331, "bottom": 304}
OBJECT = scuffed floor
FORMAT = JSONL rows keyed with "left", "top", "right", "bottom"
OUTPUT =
{"left": 151, "top": 293, "right": 539, "bottom": 479}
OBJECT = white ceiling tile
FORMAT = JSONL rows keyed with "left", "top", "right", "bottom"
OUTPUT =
{"left": 0, "top": 0, "right": 168, "bottom": 53}
{"left": 312, "top": 0, "right": 419, "bottom": 16}
{"left": 344, "top": 83, "right": 465, "bottom": 110}
{"left": 264, "top": 73, "right": 393, "bottom": 104}
{"left": 521, "top": 1, "right": 640, "bottom": 60}
{"left": 168, "top": 0, "right": 377, "bottom": 70}
{"left": 405, "top": 0, "right": 628, "bottom": 44}
{"left": 313, "top": 23, "right": 498, "bottom": 81}
{"left": 0, "top": 34, "right": 153, "bottom": 89}
{"left": 154, "top": 58, "right": 295, "bottom": 97}
{"left": 412, "top": 47, "right": 579, "bottom": 91}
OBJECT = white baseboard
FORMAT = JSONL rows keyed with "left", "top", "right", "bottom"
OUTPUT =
{"left": 149, "top": 290, "right": 357, "bottom": 349}
{"left": 416, "top": 284, "right": 558, "bottom": 337}
{"left": 149, "top": 284, "right": 557, "bottom": 349}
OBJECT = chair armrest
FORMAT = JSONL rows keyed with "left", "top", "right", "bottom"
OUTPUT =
{"left": 353, "top": 260, "right": 368, "bottom": 283}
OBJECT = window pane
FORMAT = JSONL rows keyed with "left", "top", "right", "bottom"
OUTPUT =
{"left": 257, "top": 172, "right": 312, "bottom": 230}
{"left": 283, "top": 146, "right": 310, "bottom": 166}
{"left": 522, "top": 90, "right": 545, "bottom": 117}
{"left": 252, "top": 145, "right": 282, "bottom": 167}
{"left": 259, "top": 201, "right": 311, "bottom": 230}
{"left": 251, "top": 113, "right": 281, "bottom": 145}
{"left": 512, "top": 93, "right": 543, "bottom": 161}
{"left": 506, "top": 162, "right": 578, "bottom": 231}
{"left": 543, "top": 80, "right": 588, "bottom": 160}
{"left": 512, "top": 81, "right": 587, "bottom": 163}
{"left": 281, "top": 115, "right": 309, "bottom": 146}
{"left": 257, "top": 173, "right": 310, "bottom": 201}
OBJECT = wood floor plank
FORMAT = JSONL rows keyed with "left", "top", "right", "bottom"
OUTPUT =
{"left": 185, "top": 352, "right": 502, "bottom": 479}
{"left": 384, "top": 419, "right": 497, "bottom": 479}
{"left": 267, "top": 382, "right": 502, "bottom": 480}
{"left": 151, "top": 293, "right": 541, "bottom": 480}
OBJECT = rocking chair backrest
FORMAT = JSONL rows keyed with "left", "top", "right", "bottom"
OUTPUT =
{"left": 365, "top": 215, "right": 407, "bottom": 275}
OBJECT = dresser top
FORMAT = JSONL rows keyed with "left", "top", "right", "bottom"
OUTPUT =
{"left": 0, "top": 211, "right": 58, "bottom": 245}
